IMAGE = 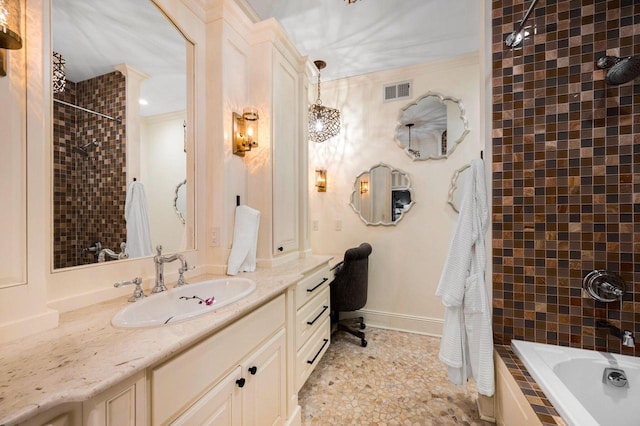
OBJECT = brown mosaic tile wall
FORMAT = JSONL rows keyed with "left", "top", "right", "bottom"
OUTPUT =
{"left": 491, "top": 0, "right": 640, "bottom": 357}
{"left": 53, "top": 71, "right": 127, "bottom": 269}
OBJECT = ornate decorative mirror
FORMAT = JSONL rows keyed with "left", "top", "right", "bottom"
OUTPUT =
{"left": 350, "top": 163, "right": 415, "bottom": 226}
{"left": 173, "top": 180, "right": 187, "bottom": 224}
{"left": 51, "top": 0, "right": 194, "bottom": 269}
{"left": 447, "top": 163, "right": 471, "bottom": 213}
{"left": 394, "top": 92, "right": 469, "bottom": 161}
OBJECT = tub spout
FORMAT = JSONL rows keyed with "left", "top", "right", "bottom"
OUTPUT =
{"left": 622, "top": 330, "right": 635, "bottom": 348}
{"left": 597, "top": 320, "right": 635, "bottom": 348}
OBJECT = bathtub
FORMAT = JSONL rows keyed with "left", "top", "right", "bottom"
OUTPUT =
{"left": 511, "top": 339, "right": 640, "bottom": 426}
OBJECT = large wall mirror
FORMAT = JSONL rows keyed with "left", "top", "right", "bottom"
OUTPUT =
{"left": 52, "top": 0, "right": 194, "bottom": 269}
{"left": 350, "top": 163, "right": 415, "bottom": 226}
{"left": 394, "top": 92, "right": 469, "bottom": 161}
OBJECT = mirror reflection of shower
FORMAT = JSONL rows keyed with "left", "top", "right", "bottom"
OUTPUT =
{"left": 72, "top": 139, "right": 99, "bottom": 157}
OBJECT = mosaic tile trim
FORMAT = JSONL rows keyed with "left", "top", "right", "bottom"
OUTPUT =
{"left": 53, "top": 71, "right": 127, "bottom": 269}
{"left": 495, "top": 345, "right": 565, "bottom": 426}
{"left": 491, "top": 0, "right": 640, "bottom": 357}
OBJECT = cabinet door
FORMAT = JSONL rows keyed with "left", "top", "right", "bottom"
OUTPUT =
{"left": 171, "top": 366, "right": 242, "bottom": 426}
{"left": 83, "top": 372, "right": 146, "bottom": 426}
{"left": 271, "top": 50, "right": 299, "bottom": 255}
{"left": 242, "top": 330, "right": 286, "bottom": 426}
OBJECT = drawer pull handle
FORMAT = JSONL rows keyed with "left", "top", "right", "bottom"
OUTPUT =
{"left": 248, "top": 366, "right": 258, "bottom": 375}
{"left": 307, "top": 305, "right": 329, "bottom": 325}
{"left": 307, "top": 277, "right": 328, "bottom": 293}
{"left": 236, "top": 378, "right": 246, "bottom": 388}
{"left": 307, "top": 338, "right": 329, "bottom": 365}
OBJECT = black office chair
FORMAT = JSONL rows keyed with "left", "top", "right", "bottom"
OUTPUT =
{"left": 330, "top": 242, "right": 372, "bottom": 347}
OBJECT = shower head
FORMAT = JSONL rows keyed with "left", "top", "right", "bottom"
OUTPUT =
{"left": 72, "top": 146, "right": 89, "bottom": 157}
{"left": 597, "top": 56, "right": 640, "bottom": 85}
{"left": 72, "top": 139, "right": 99, "bottom": 157}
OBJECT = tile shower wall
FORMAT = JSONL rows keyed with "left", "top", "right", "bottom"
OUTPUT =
{"left": 491, "top": 0, "right": 639, "bottom": 356}
{"left": 53, "top": 71, "right": 127, "bottom": 269}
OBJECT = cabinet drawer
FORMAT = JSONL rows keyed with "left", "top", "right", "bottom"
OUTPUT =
{"left": 295, "top": 264, "right": 331, "bottom": 310}
{"left": 296, "top": 286, "right": 330, "bottom": 351}
{"left": 295, "top": 317, "right": 330, "bottom": 391}
{"left": 151, "top": 294, "right": 285, "bottom": 425}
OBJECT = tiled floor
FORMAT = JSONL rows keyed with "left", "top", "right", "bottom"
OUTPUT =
{"left": 299, "top": 326, "right": 487, "bottom": 425}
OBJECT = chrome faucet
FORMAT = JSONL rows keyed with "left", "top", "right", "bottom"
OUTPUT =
{"left": 152, "top": 245, "right": 192, "bottom": 293}
{"left": 596, "top": 319, "right": 636, "bottom": 348}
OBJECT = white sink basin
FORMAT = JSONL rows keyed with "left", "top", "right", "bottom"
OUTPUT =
{"left": 112, "top": 278, "right": 257, "bottom": 328}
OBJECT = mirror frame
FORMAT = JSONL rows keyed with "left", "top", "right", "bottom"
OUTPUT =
{"left": 173, "top": 179, "right": 187, "bottom": 224}
{"left": 394, "top": 91, "right": 470, "bottom": 161}
{"left": 447, "top": 163, "right": 471, "bottom": 213}
{"left": 350, "top": 162, "right": 415, "bottom": 226}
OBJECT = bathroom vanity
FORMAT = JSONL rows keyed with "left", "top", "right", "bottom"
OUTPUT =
{"left": 0, "top": 256, "right": 333, "bottom": 426}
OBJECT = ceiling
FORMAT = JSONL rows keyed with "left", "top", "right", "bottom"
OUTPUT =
{"left": 52, "top": 0, "right": 187, "bottom": 117}
{"left": 244, "top": 0, "right": 480, "bottom": 81}
{"left": 51, "top": 0, "right": 480, "bottom": 117}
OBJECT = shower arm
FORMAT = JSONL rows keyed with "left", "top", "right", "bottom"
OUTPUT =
{"left": 514, "top": 0, "right": 539, "bottom": 35}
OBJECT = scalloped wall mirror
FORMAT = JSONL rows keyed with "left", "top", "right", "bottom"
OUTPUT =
{"left": 447, "top": 163, "right": 471, "bottom": 213}
{"left": 394, "top": 92, "right": 469, "bottom": 161}
{"left": 350, "top": 163, "right": 415, "bottom": 226}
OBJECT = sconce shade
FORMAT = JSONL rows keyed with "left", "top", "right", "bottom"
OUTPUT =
{"left": 232, "top": 108, "right": 259, "bottom": 157}
{"left": 308, "top": 60, "right": 340, "bottom": 143}
{"left": 0, "top": 0, "right": 22, "bottom": 50}
{"left": 52, "top": 51, "right": 66, "bottom": 94}
{"left": 315, "top": 169, "right": 327, "bottom": 192}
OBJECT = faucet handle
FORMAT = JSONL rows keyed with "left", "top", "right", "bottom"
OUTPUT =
{"left": 175, "top": 265, "right": 196, "bottom": 288}
{"left": 156, "top": 245, "right": 163, "bottom": 256}
{"left": 114, "top": 277, "right": 145, "bottom": 302}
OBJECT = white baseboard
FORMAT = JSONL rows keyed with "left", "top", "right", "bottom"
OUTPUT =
{"left": 342, "top": 308, "right": 443, "bottom": 337}
{"left": 0, "top": 309, "right": 59, "bottom": 344}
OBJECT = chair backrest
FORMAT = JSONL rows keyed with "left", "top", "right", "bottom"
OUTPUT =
{"left": 330, "top": 243, "right": 372, "bottom": 312}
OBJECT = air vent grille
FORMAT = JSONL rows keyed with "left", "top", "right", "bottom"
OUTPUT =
{"left": 383, "top": 80, "right": 412, "bottom": 103}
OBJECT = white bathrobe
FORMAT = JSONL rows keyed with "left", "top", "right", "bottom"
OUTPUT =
{"left": 436, "top": 158, "right": 494, "bottom": 396}
{"left": 124, "top": 181, "right": 153, "bottom": 258}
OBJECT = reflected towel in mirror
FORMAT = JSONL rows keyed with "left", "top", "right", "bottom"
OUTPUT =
{"left": 227, "top": 205, "right": 260, "bottom": 275}
{"left": 124, "top": 181, "right": 153, "bottom": 258}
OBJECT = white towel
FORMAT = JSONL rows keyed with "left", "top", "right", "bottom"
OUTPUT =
{"left": 227, "top": 205, "right": 260, "bottom": 275}
{"left": 436, "top": 158, "right": 494, "bottom": 396}
{"left": 124, "top": 181, "right": 153, "bottom": 258}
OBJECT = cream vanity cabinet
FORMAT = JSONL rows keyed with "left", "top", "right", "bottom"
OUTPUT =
{"left": 150, "top": 294, "right": 286, "bottom": 425}
{"left": 294, "top": 263, "right": 332, "bottom": 391}
{"left": 249, "top": 34, "right": 307, "bottom": 263}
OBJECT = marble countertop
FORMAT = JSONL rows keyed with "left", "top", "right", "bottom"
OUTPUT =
{"left": 0, "top": 255, "right": 332, "bottom": 426}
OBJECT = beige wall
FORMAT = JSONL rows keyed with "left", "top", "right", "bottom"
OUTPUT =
{"left": 308, "top": 54, "right": 481, "bottom": 335}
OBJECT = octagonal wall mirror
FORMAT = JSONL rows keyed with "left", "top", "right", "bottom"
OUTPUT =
{"left": 351, "top": 163, "right": 415, "bottom": 226}
{"left": 394, "top": 92, "right": 469, "bottom": 161}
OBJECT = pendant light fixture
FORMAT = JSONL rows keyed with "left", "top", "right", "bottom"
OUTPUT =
{"left": 308, "top": 60, "right": 340, "bottom": 143}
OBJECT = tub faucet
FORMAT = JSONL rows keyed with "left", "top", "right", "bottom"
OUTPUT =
{"left": 596, "top": 319, "right": 635, "bottom": 348}
{"left": 152, "top": 245, "right": 188, "bottom": 293}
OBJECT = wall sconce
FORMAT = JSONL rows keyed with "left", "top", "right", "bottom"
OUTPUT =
{"left": 0, "top": 0, "right": 23, "bottom": 77}
{"left": 315, "top": 169, "right": 327, "bottom": 192}
{"left": 360, "top": 180, "right": 369, "bottom": 194}
{"left": 232, "top": 107, "right": 259, "bottom": 157}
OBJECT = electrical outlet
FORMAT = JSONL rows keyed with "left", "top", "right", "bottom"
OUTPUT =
{"left": 335, "top": 220, "right": 342, "bottom": 231}
{"left": 211, "top": 227, "right": 220, "bottom": 247}
{"left": 312, "top": 220, "right": 319, "bottom": 231}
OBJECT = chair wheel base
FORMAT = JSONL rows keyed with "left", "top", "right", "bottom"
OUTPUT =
{"left": 361, "top": 339, "right": 368, "bottom": 347}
